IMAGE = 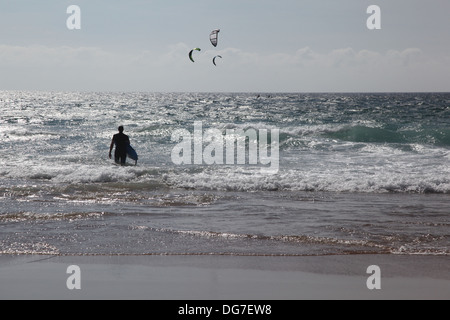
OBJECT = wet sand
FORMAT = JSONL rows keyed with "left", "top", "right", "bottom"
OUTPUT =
{"left": 0, "top": 254, "right": 449, "bottom": 300}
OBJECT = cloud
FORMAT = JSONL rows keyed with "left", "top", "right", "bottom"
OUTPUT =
{"left": 205, "top": 46, "right": 426, "bottom": 70}
{"left": 211, "top": 46, "right": 448, "bottom": 92}
{"left": 0, "top": 45, "right": 116, "bottom": 68}
{"left": 0, "top": 44, "right": 448, "bottom": 92}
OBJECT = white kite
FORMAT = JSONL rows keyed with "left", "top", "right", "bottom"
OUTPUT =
{"left": 210, "top": 29, "right": 220, "bottom": 47}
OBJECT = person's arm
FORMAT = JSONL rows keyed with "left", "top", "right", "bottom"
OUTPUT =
{"left": 109, "top": 137, "right": 115, "bottom": 159}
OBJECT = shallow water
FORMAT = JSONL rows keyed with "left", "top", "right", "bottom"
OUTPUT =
{"left": 0, "top": 92, "right": 449, "bottom": 256}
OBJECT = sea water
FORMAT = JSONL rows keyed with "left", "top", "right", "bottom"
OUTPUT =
{"left": 0, "top": 92, "right": 449, "bottom": 256}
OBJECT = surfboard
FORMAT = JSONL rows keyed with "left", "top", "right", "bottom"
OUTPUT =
{"left": 127, "top": 145, "right": 138, "bottom": 165}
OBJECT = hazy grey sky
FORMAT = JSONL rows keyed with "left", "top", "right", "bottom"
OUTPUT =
{"left": 0, "top": 0, "right": 449, "bottom": 92}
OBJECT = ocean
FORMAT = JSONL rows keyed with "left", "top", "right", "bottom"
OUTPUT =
{"left": 0, "top": 92, "right": 449, "bottom": 256}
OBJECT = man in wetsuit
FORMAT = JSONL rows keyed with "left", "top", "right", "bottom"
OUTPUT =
{"left": 109, "top": 126, "right": 130, "bottom": 165}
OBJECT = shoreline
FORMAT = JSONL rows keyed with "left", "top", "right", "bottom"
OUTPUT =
{"left": 1, "top": 254, "right": 448, "bottom": 300}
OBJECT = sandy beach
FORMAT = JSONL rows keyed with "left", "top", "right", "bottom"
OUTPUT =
{"left": 0, "top": 254, "right": 448, "bottom": 300}
{"left": 1, "top": 0, "right": 450, "bottom": 306}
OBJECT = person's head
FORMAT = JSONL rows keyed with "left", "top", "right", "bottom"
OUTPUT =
{"left": 118, "top": 126, "right": 124, "bottom": 133}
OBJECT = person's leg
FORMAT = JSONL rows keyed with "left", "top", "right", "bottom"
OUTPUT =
{"left": 115, "top": 150, "right": 127, "bottom": 165}
{"left": 120, "top": 153, "right": 127, "bottom": 165}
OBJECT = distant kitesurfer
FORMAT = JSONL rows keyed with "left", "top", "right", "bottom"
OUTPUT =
{"left": 109, "top": 126, "right": 130, "bottom": 165}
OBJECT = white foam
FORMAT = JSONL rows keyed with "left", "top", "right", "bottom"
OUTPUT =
{"left": 165, "top": 164, "right": 450, "bottom": 194}
{"left": 0, "top": 241, "right": 59, "bottom": 255}
{"left": 3, "top": 161, "right": 138, "bottom": 184}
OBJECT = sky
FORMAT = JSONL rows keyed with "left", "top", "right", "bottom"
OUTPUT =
{"left": 0, "top": 0, "right": 449, "bottom": 92}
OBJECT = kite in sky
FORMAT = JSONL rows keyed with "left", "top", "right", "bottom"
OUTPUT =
{"left": 188, "top": 29, "right": 221, "bottom": 63}
{"left": 189, "top": 48, "right": 201, "bottom": 62}
{"left": 210, "top": 29, "right": 220, "bottom": 47}
{"left": 213, "top": 55, "right": 222, "bottom": 66}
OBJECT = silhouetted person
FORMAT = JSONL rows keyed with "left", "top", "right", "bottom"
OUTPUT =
{"left": 109, "top": 126, "right": 130, "bottom": 165}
